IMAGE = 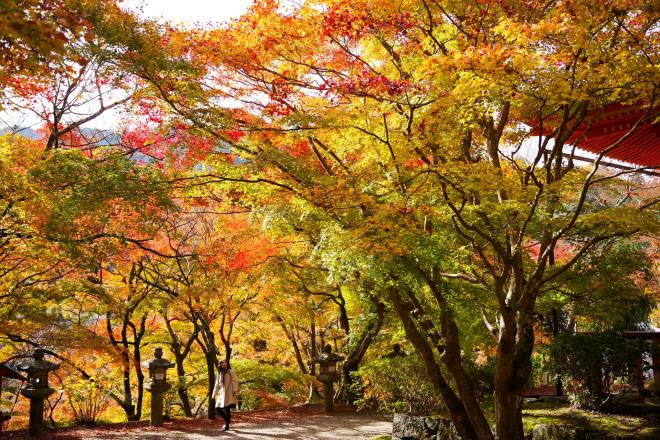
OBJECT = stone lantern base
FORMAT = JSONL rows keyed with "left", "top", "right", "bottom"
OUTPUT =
{"left": 21, "top": 387, "right": 54, "bottom": 437}
{"left": 145, "top": 382, "right": 171, "bottom": 426}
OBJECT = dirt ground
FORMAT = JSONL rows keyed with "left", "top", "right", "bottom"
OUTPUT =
{"left": 2, "top": 406, "right": 393, "bottom": 440}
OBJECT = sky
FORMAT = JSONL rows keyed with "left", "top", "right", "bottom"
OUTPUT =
{"left": 0, "top": 1, "right": 255, "bottom": 132}
{"left": 121, "top": 0, "right": 254, "bottom": 24}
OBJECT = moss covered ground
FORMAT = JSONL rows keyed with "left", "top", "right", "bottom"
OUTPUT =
{"left": 374, "top": 398, "right": 660, "bottom": 440}
{"left": 522, "top": 400, "right": 660, "bottom": 438}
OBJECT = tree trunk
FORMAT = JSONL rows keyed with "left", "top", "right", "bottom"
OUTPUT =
{"left": 219, "top": 309, "right": 235, "bottom": 364}
{"left": 551, "top": 308, "right": 563, "bottom": 396}
{"left": 191, "top": 313, "right": 220, "bottom": 419}
{"left": 134, "top": 348, "right": 144, "bottom": 420}
{"left": 175, "top": 358, "right": 194, "bottom": 417}
{"left": 424, "top": 277, "right": 494, "bottom": 440}
{"left": 132, "top": 315, "right": 146, "bottom": 420}
{"left": 107, "top": 313, "right": 137, "bottom": 421}
{"left": 192, "top": 311, "right": 221, "bottom": 419}
{"left": 223, "top": 341, "right": 232, "bottom": 363}
{"left": 310, "top": 316, "right": 317, "bottom": 375}
{"left": 495, "top": 388, "right": 524, "bottom": 440}
{"left": 339, "top": 295, "right": 385, "bottom": 402}
{"left": 135, "top": 370, "right": 144, "bottom": 420}
{"left": 495, "top": 343, "right": 525, "bottom": 439}
{"left": 388, "top": 288, "right": 479, "bottom": 440}
{"left": 163, "top": 314, "right": 196, "bottom": 417}
{"left": 277, "top": 316, "right": 308, "bottom": 374}
{"left": 121, "top": 349, "right": 136, "bottom": 420}
{"left": 205, "top": 352, "right": 217, "bottom": 419}
{"left": 494, "top": 306, "right": 534, "bottom": 440}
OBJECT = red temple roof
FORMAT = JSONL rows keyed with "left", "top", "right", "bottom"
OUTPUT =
{"left": 535, "top": 104, "right": 660, "bottom": 168}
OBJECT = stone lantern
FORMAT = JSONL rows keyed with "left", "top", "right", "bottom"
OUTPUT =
{"left": 141, "top": 347, "right": 174, "bottom": 426}
{"left": 312, "top": 344, "right": 344, "bottom": 412}
{"left": 18, "top": 348, "right": 60, "bottom": 437}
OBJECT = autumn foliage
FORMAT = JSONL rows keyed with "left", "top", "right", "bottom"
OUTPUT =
{"left": 0, "top": 1, "right": 658, "bottom": 439}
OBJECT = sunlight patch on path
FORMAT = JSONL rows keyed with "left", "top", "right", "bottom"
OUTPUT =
{"left": 82, "top": 414, "right": 392, "bottom": 440}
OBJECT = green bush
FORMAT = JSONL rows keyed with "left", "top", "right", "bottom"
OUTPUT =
{"left": 464, "top": 355, "right": 496, "bottom": 395}
{"left": 541, "top": 332, "right": 652, "bottom": 409}
{"left": 353, "top": 355, "right": 445, "bottom": 415}
{"left": 232, "top": 359, "right": 308, "bottom": 409}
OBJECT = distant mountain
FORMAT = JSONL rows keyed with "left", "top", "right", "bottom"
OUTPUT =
{"left": 0, "top": 127, "right": 121, "bottom": 145}
{"left": 0, "top": 127, "right": 241, "bottom": 165}
{"left": 0, "top": 127, "right": 41, "bottom": 139}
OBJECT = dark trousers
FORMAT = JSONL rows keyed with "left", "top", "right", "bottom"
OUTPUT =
{"left": 216, "top": 405, "right": 231, "bottom": 426}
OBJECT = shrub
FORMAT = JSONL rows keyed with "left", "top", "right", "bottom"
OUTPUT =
{"left": 541, "top": 332, "right": 652, "bottom": 409}
{"left": 464, "top": 355, "right": 496, "bottom": 395}
{"left": 353, "top": 354, "right": 445, "bottom": 415}
{"left": 231, "top": 359, "right": 307, "bottom": 409}
{"left": 65, "top": 381, "right": 110, "bottom": 425}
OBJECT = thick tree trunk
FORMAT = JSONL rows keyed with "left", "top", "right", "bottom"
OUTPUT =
{"left": 424, "top": 278, "right": 494, "bottom": 440}
{"left": 495, "top": 388, "right": 524, "bottom": 440}
{"left": 495, "top": 340, "right": 525, "bottom": 439}
{"left": 440, "top": 324, "right": 493, "bottom": 439}
{"left": 494, "top": 306, "right": 534, "bottom": 440}
{"left": 388, "top": 288, "right": 479, "bottom": 440}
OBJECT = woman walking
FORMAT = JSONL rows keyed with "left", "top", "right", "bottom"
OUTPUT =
{"left": 213, "top": 359, "right": 239, "bottom": 431}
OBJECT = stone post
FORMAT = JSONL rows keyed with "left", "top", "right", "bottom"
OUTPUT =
{"left": 322, "top": 380, "right": 334, "bottom": 412}
{"left": 18, "top": 349, "right": 60, "bottom": 437}
{"left": 142, "top": 347, "right": 174, "bottom": 426}
{"left": 312, "top": 344, "right": 344, "bottom": 413}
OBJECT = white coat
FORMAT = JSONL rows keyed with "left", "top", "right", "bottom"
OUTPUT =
{"left": 212, "top": 368, "right": 239, "bottom": 408}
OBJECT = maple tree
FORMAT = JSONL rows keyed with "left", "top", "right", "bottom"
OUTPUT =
{"left": 0, "top": 130, "right": 174, "bottom": 424}
{"left": 0, "top": 136, "right": 66, "bottom": 313}
{"left": 0, "top": 0, "right": 139, "bottom": 107}
{"left": 109, "top": 1, "right": 658, "bottom": 438}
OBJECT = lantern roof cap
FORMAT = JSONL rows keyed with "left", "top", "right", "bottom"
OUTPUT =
{"left": 141, "top": 347, "right": 174, "bottom": 369}
{"left": 313, "top": 344, "right": 344, "bottom": 363}
{"left": 17, "top": 349, "right": 60, "bottom": 373}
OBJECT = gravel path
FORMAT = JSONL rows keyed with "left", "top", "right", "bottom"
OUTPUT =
{"left": 79, "top": 413, "right": 392, "bottom": 439}
{"left": 3, "top": 411, "right": 392, "bottom": 440}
